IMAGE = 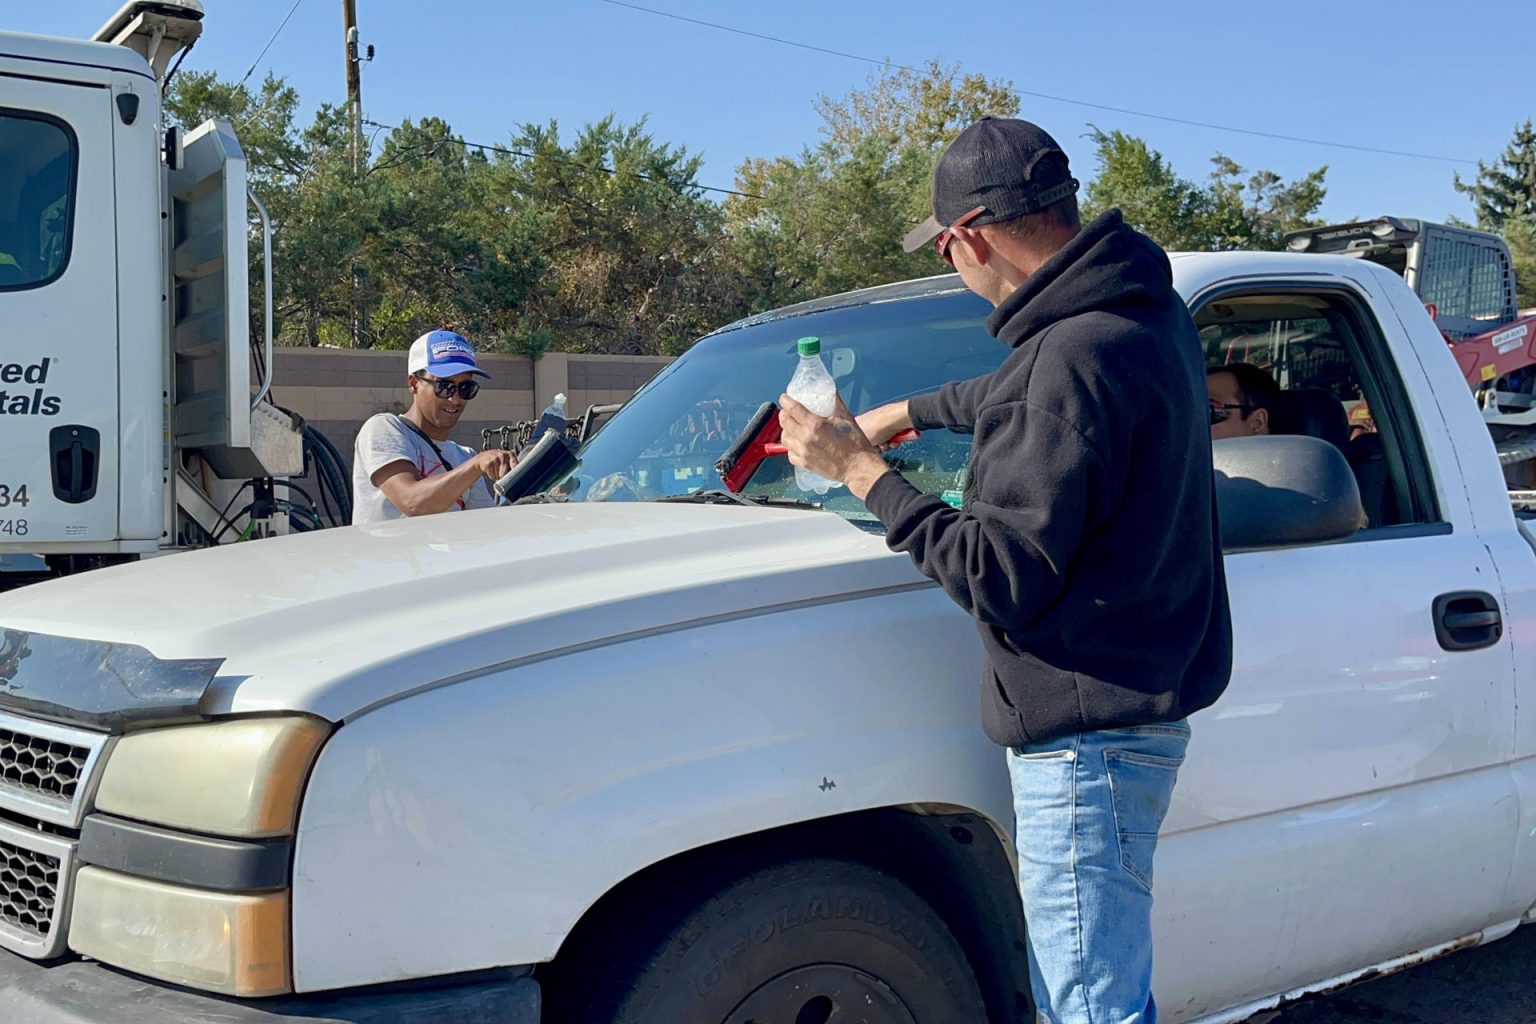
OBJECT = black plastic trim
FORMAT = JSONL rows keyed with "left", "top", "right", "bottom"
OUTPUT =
{"left": 1333, "top": 521, "right": 1456, "bottom": 544}
{"left": 78, "top": 815, "right": 291, "bottom": 893}
{"left": 0, "top": 629, "right": 222, "bottom": 731}
{"left": 1433, "top": 590, "right": 1504, "bottom": 652}
{"left": 0, "top": 947, "right": 539, "bottom": 1023}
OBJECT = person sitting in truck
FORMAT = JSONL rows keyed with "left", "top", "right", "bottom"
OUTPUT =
{"left": 350, "top": 330, "right": 515, "bottom": 525}
{"left": 1207, "top": 362, "right": 1278, "bottom": 439}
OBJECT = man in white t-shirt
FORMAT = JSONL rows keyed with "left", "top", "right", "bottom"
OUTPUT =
{"left": 350, "top": 330, "right": 516, "bottom": 525}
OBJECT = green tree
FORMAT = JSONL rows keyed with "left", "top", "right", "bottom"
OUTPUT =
{"left": 362, "top": 118, "right": 545, "bottom": 351}
{"left": 1082, "top": 128, "right": 1327, "bottom": 251}
{"left": 726, "top": 61, "right": 1020, "bottom": 311}
{"left": 487, "top": 116, "right": 738, "bottom": 355}
{"left": 1455, "top": 120, "right": 1536, "bottom": 307}
{"left": 1455, "top": 120, "right": 1536, "bottom": 229}
{"left": 164, "top": 71, "right": 306, "bottom": 192}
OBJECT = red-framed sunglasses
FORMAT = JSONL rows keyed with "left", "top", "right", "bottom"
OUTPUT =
{"left": 935, "top": 207, "right": 987, "bottom": 265}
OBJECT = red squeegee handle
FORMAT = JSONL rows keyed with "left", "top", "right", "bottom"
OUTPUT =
{"left": 763, "top": 428, "right": 919, "bottom": 457}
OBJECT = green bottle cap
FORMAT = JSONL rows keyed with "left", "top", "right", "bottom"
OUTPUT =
{"left": 797, "top": 337, "right": 821, "bottom": 356}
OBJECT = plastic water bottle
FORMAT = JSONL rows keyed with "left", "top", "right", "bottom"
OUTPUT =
{"left": 787, "top": 337, "right": 839, "bottom": 494}
{"left": 532, "top": 393, "right": 568, "bottom": 444}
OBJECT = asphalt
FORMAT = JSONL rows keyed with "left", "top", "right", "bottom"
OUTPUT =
{"left": 1252, "top": 920, "right": 1536, "bottom": 1023}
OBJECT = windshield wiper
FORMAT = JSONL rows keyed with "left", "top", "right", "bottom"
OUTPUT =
{"left": 654, "top": 490, "right": 821, "bottom": 510}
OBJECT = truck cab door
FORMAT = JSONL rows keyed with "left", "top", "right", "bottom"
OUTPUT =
{"left": 1152, "top": 265, "right": 1520, "bottom": 1019}
{"left": 0, "top": 75, "right": 120, "bottom": 548}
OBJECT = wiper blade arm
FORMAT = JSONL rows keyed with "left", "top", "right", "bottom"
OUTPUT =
{"left": 655, "top": 490, "right": 820, "bottom": 510}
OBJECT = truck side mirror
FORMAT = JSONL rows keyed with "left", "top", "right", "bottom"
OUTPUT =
{"left": 1213, "top": 435, "right": 1363, "bottom": 550}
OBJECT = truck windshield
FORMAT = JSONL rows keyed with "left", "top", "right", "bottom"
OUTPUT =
{"left": 552, "top": 288, "right": 1005, "bottom": 530}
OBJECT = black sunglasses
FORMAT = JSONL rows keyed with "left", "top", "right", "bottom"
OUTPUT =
{"left": 414, "top": 373, "right": 480, "bottom": 401}
{"left": 1209, "top": 401, "right": 1256, "bottom": 425}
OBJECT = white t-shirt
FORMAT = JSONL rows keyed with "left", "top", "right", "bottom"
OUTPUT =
{"left": 351, "top": 413, "right": 495, "bottom": 525}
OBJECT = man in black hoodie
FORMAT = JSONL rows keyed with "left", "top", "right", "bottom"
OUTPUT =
{"left": 779, "top": 118, "right": 1232, "bottom": 1024}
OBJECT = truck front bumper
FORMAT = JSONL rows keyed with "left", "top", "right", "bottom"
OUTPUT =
{"left": 0, "top": 947, "right": 539, "bottom": 1023}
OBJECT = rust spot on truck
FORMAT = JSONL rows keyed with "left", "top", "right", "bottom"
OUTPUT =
{"left": 1252, "top": 933, "right": 1482, "bottom": 1020}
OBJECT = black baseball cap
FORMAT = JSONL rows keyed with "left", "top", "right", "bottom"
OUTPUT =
{"left": 902, "top": 117, "right": 1081, "bottom": 253}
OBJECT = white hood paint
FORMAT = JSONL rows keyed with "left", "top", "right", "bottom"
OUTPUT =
{"left": 0, "top": 504, "right": 926, "bottom": 721}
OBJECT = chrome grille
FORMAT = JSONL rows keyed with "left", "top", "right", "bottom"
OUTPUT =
{"left": 0, "top": 728, "right": 88, "bottom": 803}
{"left": 0, "top": 710, "right": 108, "bottom": 960}
{"left": 0, "top": 834, "right": 59, "bottom": 939}
{"left": 0, "top": 711, "right": 110, "bottom": 828}
{"left": 0, "top": 817, "right": 74, "bottom": 959}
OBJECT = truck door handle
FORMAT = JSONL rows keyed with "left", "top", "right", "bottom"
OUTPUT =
{"left": 49, "top": 425, "right": 101, "bottom": 504}
{"left": 1433, "top": 591, "right": 1503, "bottom": 651}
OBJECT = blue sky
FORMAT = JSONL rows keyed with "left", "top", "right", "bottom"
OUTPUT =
{"left": 17, "top": 1, "right": 1531, "bottom": 223}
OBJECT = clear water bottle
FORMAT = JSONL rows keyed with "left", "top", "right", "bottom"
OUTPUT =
{"left": 532, "top": 393, "right": 568, "bottom": 444}
{"left": 787, "top": 337, "right": 839, "bottom": 494}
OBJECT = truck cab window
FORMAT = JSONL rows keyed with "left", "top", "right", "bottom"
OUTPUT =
{"left": 0, "top": 112, "right": 76, "bottom": 290}
{"left": 1197, "top": 290, "right": 1436, "bottom": 532}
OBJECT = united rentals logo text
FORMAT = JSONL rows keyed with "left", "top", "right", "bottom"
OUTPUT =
{"left": 0, "top": 359, "right": 61, "bottom": 416}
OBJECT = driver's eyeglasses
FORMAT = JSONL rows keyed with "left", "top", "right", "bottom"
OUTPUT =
{"left": 1209, "top": 401, "right": 1256, "bottom": 425}
{"left": 935, "top": 207, "right": 988, "bottom": 265}
{"left": 414, "top": 373, "right": 480, "bottom": 401}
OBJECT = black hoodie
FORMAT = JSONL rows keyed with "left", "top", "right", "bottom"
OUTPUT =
{"left": 864, "top": 210, "right": 1233, "bottom": 747}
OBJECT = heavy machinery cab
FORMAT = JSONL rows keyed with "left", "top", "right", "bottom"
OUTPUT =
{"left": 1284, "top": 217, "right": 1519, "bottom": 340}
{"left": 1285, "top": 217, "right": 1536, "bottom": 482}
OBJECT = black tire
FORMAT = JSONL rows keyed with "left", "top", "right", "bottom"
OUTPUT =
{"left": 570, "top": 857, "right": 988, "bottom": 1024}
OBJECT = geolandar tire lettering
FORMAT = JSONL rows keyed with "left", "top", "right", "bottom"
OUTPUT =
{"left": 0, "top": 484, "right": 29, "bottom": 508}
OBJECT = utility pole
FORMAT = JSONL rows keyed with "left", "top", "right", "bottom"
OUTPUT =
{"left": 343, "top": 0, "right": 364, "bottom": 346}
{"left": 342, "top": 0, "right": 361, "bottom": 174}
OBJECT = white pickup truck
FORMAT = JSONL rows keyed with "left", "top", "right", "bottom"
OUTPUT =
{"left": 0, "top": 251, "right": 1531, "bottom": 1024}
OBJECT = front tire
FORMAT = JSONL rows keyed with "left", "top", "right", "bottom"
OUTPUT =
{"left": 570, "top": 857, "right": 987, "bottom": 1024}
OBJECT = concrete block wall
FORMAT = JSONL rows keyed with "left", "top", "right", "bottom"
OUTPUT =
{"left": 265, "top": 348, "right": 671, "bottom": 522}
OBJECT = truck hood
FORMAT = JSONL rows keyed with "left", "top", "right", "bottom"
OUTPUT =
{"left": 0, "top": 504, "right": 927, "bottom": 722}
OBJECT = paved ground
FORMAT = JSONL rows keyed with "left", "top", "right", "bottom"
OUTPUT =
{"left": 1251, "top": 922, "right": 1536, "bottom": 1023}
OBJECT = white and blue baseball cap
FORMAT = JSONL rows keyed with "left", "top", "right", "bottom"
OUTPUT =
{"left": 407, "top": 330, "right": 490, "bottom": 379}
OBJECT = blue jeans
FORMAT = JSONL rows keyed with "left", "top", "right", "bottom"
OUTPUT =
{"left": 1008, "top": 720, "right": 1190, "bottom": 1024}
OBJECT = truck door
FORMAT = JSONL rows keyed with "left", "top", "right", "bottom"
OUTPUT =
{"left": 1152, "top": 268, "right": 1519, "bottom": 1019}
{"left": 0, "top": 76, "right": 120, "bottom": 547}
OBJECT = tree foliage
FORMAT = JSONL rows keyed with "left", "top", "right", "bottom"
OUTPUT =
{"left": 1082, "top": 129, "right": 1327, "bottom": 251}
{"left": 162, "top": 63, "right": 1352, "bottom": 356}
{"left": 1456, "top": 120, "right": 1536, "bottom": 308}
{"left": 726, "top": 61, "right": 1018, "bottom": 311}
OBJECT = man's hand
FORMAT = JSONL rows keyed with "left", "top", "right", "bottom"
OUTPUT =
{"left": 855, "top": 400, "right": 913, "bottom": 450}
{"left": 778, "top": 394, "right": 891, "bottom": 501}
{"left": 471, "top": 448, "right": 517, "bottom": 482}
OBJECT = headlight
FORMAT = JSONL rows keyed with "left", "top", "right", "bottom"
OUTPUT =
{"left": 93, "top": 715, "right": 328, "bottom": 837}
{"left": 69, "top": 715, "right": 328, "bottom": 996}
{"left": 70, "top": 868, "right": 290, "bottom": 996}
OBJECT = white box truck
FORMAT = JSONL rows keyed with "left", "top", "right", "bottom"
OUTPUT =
{"left": 0, "top": 1, "right": 304, "bottom": 589}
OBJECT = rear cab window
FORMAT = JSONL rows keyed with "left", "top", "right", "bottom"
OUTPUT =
{"left": 0, "top": 110, "right": 76, "bottom": 290}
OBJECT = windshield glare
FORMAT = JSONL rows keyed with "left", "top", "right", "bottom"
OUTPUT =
{"left": 555, "top": 289, "right": 1005, "bottom": 530}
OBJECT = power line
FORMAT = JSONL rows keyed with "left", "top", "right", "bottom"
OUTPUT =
{"left": 598, "top": 0, "right": 1477, "bottom": 166}
{"left": 240, "top": 0, "right": 307, "bottom": 86}
{"left": 362, "top": 119, "right": 766, "bottom": 199}
{"left": 601, "top": 0, "right": 904, "bottom": 70}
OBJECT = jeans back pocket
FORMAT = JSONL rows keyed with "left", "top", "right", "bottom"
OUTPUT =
{"left": 1103, "top": 748, "right": 1183, "bottom": 894}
